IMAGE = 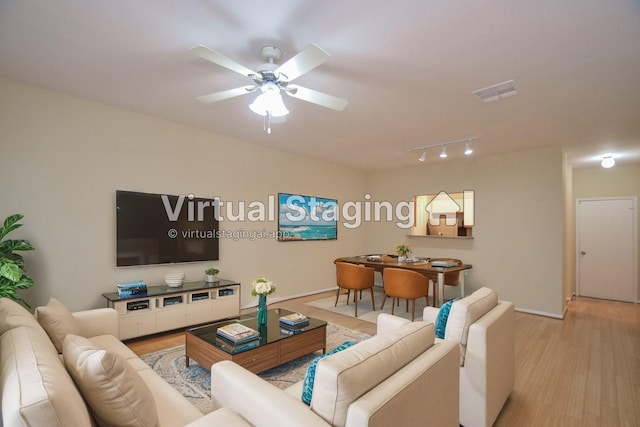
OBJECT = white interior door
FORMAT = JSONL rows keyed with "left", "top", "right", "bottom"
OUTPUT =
{"left": 577, "top": 198, "right": 637, "bottom": 302}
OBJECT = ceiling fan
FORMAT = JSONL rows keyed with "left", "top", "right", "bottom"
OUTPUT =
{"left": 190, "top": 43, "right": 348, "bottom": 133}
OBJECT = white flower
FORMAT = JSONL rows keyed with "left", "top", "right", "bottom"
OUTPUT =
{"left": 251, "top": 277, "right": 276, "bottom": 296}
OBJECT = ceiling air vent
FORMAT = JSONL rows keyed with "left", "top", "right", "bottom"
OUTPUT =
{"left": 473, "top": 80, "right": 518, "bottom": 103}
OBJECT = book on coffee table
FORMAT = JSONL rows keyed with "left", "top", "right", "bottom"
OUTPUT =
{"left": 216, "top": 323, "right": 260, "bottom": 343}
{"left": 280, "top": 313, "right": 309, "bottom": 329}
{"left": 215, "top": 336, "right": 260, "bottom": 353}
{"left": 279, "top": 312, "right": 309, "bottom": 326}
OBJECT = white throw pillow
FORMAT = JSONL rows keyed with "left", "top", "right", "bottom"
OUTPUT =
{"left": 63, "top": 334, "right": 159, "bottom": 427}
{"left": 36, "top": 297, "right": 82, "bottom": 352}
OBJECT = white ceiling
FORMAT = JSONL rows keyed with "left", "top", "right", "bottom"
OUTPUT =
{"left": 1, "top": 0, "right": 639, "bottom": 171}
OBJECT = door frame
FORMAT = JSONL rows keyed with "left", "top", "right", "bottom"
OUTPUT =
{"left": 576, "top": 196, "right": 638, "bottom": 303}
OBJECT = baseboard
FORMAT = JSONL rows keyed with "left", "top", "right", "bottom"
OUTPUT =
{"left": 514, "top": 307, "right": 564, "bottom": 319}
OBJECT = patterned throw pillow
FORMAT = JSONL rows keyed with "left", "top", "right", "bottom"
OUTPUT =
{"left": 435, "top": 300, "right": 454, "bottom": 339}
{"left": 301, "top": 341, "right": 357, "bottom": 405}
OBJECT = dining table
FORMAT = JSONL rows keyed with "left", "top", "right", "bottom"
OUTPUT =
{"left": 335, "top": 255, "right": 472, "bottom": 307}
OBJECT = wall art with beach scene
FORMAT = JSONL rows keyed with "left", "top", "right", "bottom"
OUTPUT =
{"left": 278, "top": 193, "right": 338, "bottom": 241}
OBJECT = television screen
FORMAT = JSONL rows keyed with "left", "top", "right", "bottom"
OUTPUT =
{"left": 116, "top": 190, "right": 219, "bottom": 267}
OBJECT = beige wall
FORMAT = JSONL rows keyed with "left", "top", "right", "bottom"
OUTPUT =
{"left": 1, "top": 78, "right": 588, "bottom": 317}
{"left": 0, "top": 78, "right": 367, "bottom": 311}
{"left": 572, "top": 163, "right": 640, "bottom": 302}
{"left": 364, "top": 146, "right": 566, "bottom": 316}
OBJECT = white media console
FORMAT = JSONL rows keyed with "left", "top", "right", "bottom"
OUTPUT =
{"left": 102, "top": 280, "right": 240, "bottom": 340}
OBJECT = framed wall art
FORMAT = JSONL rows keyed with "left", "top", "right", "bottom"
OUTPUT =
{"left": 278, "top": 192, "right": 338, "bottom": 241}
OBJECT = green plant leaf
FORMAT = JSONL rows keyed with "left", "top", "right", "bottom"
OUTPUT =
{"left": 0, "top": 214, "right": 24, "bottom": 241}
{"left": 2, "top": 253, "right": 25, "bottom": 269}
{"left": 0, "top": 239, "right": 34, "bottom": 254}
{"left": 14, "top": 275, "right": 34, "bottom": 290}
{"left": 0, "top": 263, "right": 22, "bottom": 282}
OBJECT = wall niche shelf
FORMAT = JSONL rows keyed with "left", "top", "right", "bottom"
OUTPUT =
{"left": 407, "top": 235, "right": 474, "bottom": 240}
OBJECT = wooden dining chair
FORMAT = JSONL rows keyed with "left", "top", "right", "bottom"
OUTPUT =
{"left": 430, "top": 258, "right": 464, "bottom": 303}
{"left": 381, "top": 268, "right": 429, "bottom": 321}
{"left": 334, "top": 261, "right": 375, "bottom": 317}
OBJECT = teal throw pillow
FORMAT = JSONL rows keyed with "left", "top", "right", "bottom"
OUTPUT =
{"left": 435, "top": 300, "right": 454, "bottom": 339}
{"left": 301, "top": 340, "right": 356, "bottom": 405}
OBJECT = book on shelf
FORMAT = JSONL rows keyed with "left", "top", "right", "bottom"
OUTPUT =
{"left": 279, "top": 312, "right": 309, "bottom": 326}
{"left": 118, "top": 288, "right": 147, "bottom": 297}
{"left": 216, "top": 323, "right": 260, "bottom": 343}
{"left": 117, "top": 280, "right": 147, "bottom": 290}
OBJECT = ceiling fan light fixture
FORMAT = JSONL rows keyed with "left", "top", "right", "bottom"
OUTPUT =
{"left": 249, "top": 82, "right": 289, "bottom": 117}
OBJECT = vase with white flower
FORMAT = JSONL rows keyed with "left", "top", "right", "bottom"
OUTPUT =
{"left": 251, "top": 277, "right": 276, "bottom": 326}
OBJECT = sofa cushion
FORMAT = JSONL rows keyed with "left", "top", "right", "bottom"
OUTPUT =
{"left": 445, "top": 287, "right": 498, "bottom": 365}
{"left": 0, "top": 297, "right": 46, "bottom": 336}
{"left": 36, "top": 297, "right": 82, "bottom": 352}
{"left": 63, "top": 334, "right": 159, "bottom": 427}
{"left": 311, "top": 321, "right": 434, "bottom": 427}
{"left": 301, "top": 341, "right": 356, "bottom": 405}
{"left": 0, "top": 327, "right": 94, "bottom": 427}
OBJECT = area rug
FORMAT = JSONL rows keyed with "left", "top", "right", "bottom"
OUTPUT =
{"left": 305, "top": 288, "right": 431, "bottom": 323}
{"left": 140, "top": 323, "right": 370, "bottom": 414}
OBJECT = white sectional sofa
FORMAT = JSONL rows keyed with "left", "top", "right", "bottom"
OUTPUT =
{"left": 422, "top": 287, "right": 515, "bottom": 427}
{"left": 0, "top": 297, "right": 248, "bottom": 427}
{"left": 189, "top": 315, "right": 461, "bottom": 427}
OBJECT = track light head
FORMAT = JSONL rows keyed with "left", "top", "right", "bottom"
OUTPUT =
{"left": 464, "top": 141, "right": 473, "bottom": 155}
{"left": 439, "top": 146, "right": 447, "bottom": 158}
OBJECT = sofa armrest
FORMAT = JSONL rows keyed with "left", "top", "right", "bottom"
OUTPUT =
{"left": 460, "top": 301, "right": 515, "bottom": 427}
{"left": 376, "top": 313, "right": 410, "bottom": 335}
{"left": 72, "top": 308, "right": 119, "bottom": 338}
{"left": 423, "top": 306, "right": 439, "bottom": 324}
{"left": 211, "top": 360, "right": 329, "bottom": 427}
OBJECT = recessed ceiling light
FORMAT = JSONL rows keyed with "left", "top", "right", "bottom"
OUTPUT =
{"left": 601, "top": 155, "right": 615, "bottom": 168}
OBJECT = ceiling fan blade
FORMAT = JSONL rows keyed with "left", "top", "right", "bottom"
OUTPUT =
{"left": 196, "top": 86, "right": 256, "bottom": 104}
{"left": 286, "top": 85, "right": 348, "bottom": 111}
{"left": 190, "top": 45, "right": 256, "bottom": 77}
{"left": 275, "top": 44, "right": 329, "bottom": 82}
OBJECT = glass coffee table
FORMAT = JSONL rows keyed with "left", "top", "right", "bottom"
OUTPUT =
{"left": 185, "top": 308, "right": 327, "bottom": 374}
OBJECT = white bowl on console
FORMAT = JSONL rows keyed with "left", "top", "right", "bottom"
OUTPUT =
{"left": 165, "top": 272, "right": 185, "bottom": 287}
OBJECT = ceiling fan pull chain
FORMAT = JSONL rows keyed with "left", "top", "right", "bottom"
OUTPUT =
{"left": 267, "top": 111, "right": 272, "bottom": 134}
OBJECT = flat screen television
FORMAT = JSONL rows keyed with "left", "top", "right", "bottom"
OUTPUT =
{"left": 116, "top": 190, "right": 219, "bottom": 267}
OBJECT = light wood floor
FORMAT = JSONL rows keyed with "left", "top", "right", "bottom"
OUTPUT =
{"left": 126, "top": 292, "right": 640, "bottom": 426}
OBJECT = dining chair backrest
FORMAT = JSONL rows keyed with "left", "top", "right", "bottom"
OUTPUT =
{"left": 383, "top": 268, "right": 429, "bottom": 299}
{"left": 335, "top": 262, "right": 375, "bottom": 289}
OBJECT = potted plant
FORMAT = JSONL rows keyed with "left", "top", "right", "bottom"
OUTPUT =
{"left": 204, "top": 267, "right": 220, "bottom": 282}
{"left": 0, "top": 214, "right": 35, "bottom": 308}
{"left": 396, "top": 244, "right": 411, "bottom": 263}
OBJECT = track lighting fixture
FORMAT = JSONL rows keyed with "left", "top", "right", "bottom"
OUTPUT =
{"left": 465, "top": 141, "right": 473, "bottom": 155}
{"left": 408, "top": 137, "right": 479, "bottom": 162}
